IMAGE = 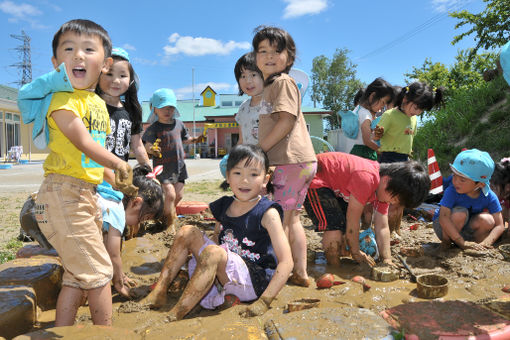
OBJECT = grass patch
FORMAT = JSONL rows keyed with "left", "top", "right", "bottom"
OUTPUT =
{"left": 0, "top": 238, "right": 23, "bottom": 264}
{"left": 185, "top": 180, "right": 226, "bottom": 196}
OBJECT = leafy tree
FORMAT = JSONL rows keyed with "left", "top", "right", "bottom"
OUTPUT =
{"left": 451, "top": 0, "right": 510, "bottom": 57}
{"left": 310, "top": 48, "right": 364, "bottom": 129}
{"left": 404, "top": 49, "right": 497, "bottom": 116}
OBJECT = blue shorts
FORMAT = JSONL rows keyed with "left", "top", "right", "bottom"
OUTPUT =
{"left": 433, "top": 206, "right": 475, "bottom": 241}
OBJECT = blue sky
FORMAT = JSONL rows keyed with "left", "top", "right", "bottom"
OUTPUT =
{"left": 0, "top": 0, "right": 486, "bottom": 107}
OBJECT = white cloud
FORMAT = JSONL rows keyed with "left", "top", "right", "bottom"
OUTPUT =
{"left": 175, "top": 82, "right": 235, "bottom": 99}
{"left": 282, "top": 0, "right": 328, "bottom": 19}
{"left": 132, "top": 57, "right": 158, "bottom": 66}
{"left": 122, "top": 43, "right": 136, "bottom": 51}
{"left": 431, "top": 0, "right": 463, "bottom": 13}
{"left": 163, "top": 33, "right": 251, "bottom": 57}
{"left": 0, "top": 0, "right": 47, "bottom": 28}
{"left": 0, "top": 0, "right": 41, "bottom": 17}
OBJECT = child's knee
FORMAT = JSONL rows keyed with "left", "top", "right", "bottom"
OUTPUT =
{"left": 199, "top": 245, "right": 226, "bottom": 264}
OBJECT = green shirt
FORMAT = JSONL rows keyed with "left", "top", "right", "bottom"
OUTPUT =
{"left": 378, "top": 107, "right": 417, "bottom": 156}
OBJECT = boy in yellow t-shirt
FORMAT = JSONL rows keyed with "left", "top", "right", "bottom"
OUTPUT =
{"left": 33, "top": 19, "right": 135, "bottom": 327}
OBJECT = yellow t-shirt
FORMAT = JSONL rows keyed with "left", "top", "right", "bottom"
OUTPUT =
{"left": 44, "top": 90, "right": 111, "bottom": 184}
{"left": 378, "top": 107, "right": 417, "bottom": 156}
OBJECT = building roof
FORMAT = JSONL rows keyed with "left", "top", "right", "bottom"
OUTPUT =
{"left": 142, "top": 99, "right": 331, "bottom": 123}
{"left": 200, "top": 86, "right": 217, "bottom": 95}
{"left": 0, "top": 85, "right": 18, "bottom": 101}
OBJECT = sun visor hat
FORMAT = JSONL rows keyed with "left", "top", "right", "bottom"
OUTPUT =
{"left": 501, "top": 41, "right": 510, "bottom": 85}
{"left": 148, "top": 88, "right": 180, "bottom": 123}
{"left": 450, "top": 149, "right": 495, "bottom": 196}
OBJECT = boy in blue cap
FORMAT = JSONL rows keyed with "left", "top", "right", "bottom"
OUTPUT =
{"left": 433, "top": 149, "right": 504, "bottom": 250}
{"left": 142, "top": 88, "right": 204, "bottom": 231}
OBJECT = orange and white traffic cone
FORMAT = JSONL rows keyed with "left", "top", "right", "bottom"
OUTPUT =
{"left": 428, "top": 148, "right": 443, "bottom": 195}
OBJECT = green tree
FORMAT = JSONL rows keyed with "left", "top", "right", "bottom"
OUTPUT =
{"left": 451, "top": 0, "right": 510, "bottom": 57}
{"left": 310, "top": 48, "right": 364, "bottom": 129}
{"left": 404, "top": 49, "right": 497, "bottom": 116}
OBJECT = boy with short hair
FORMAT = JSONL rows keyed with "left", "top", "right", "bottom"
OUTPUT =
{"left": 433, "top": 149, "right": 504, "bottom": 250}
{"left": 30, "top": 19, "right": 135, "bottom": 327}
{"left": 143, "top": 88, "right": 204, "bottom": 232}
{"left": 303, "top": 152, "right": 430, "bottom": 267}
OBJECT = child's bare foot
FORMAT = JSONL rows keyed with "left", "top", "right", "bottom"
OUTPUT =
{"left": 288, "top": 274, "right": 310, "bottom": 287}
{"left": 140, "top": 285, "right": 168, "bottom": 308}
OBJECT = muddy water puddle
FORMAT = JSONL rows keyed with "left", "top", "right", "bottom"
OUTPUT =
{"left": 29, "top": 217, "right": 510, "bottom": 339}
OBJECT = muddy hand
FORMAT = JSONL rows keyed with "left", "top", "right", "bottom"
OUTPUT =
{"left": 374, "top": 125, "right": 384, "bottom": 139}
{"left": 115, "top": 162, "right": 138, "bottom": 197}
{"left": 463, "top": 241, "right": 486, "bottom": 252}
{"left": 240, "top": 297, "right": 271, "bottom": 318}
{"left": 383, "top": 258, "right": 398, "bottom": 269}
{"left": 352, "top": 250, "right": 375, "bottom": 267}
{"left": 123, "top": 273, "right": 137, "bottom": 288}
{"left": 151, "top": 138, "right": 162, "bottom": 158}
{"left": 352, "top": 275, "right": 371, "bottom": 292}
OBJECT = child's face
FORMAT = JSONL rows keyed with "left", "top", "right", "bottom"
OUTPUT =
{"left": 51, "top": 31, "right": 111, "bottom": 90}
{"left": 401, "top": 98, "right": 423, "bottom": 117}
{"left": 99, "top": 59, "right": 130, "bottom": 98}
{"left": 256, "top": 39, "right": 292, "bottom": 80}
{"left": 452, "top": 173, "right": 483, "bottom": 195}
{"left": 239, "top": 68, "right": 264, "bottom": 97}
{"left": 226, "top": 159, "right": 268, "bottom": 202}
{"left": 376, "top": 176, "right": 400, "bottom": 205}
{"left": 125, "top": 197, "right": 153, "bottom": 226}
{"left": 369, "top": 94, "right": 391, "bottom": 113}
{"left": 154, "top": 106, "right": 176, "bottom": 124}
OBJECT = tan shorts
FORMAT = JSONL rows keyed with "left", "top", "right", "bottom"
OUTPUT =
{"left": 35, "top": 174, "right": 113, "bottom": 289}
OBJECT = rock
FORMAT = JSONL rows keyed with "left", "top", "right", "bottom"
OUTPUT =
{"left": 0, "top": 285, "right": 37, "bottom": 339}
{"left": 13, "top": 324, "right": 141, "bottom": 340}
{"left": 0, "top": 256, "right": 62, "bottom": 310}
{"left": 16, "top": 245, "right": 58, "bottom": 259}
{"left": 264, "top": 306, "right": 393, "bottom": 339}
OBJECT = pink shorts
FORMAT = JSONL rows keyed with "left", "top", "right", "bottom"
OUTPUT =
{"left": 188, "top": 235, "right": 258, "bottom": 310}
{"left": 272, "top": 162, "right": 317, "bottom": 210}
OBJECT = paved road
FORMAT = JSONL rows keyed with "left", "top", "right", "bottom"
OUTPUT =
{"left": 0, "top": 158, "right": 223, "bottom": 193}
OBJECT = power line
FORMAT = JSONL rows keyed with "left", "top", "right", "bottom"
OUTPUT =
{"left": 10, "top": 30, "right": 32, "bottom": 87}
{"left": 354, "top": 0, "right": 474, "bottom": 62}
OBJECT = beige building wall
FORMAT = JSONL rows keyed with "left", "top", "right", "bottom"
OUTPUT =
{"left": 0, "top": 97, "right": 48, "bottom": 161}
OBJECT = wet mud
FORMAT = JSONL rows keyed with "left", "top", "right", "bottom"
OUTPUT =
{"left": 19, "top": 213, "right": 510, "bottom": 339}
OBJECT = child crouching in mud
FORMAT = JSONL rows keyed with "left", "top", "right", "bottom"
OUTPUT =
{"left": 142, "top": 144, "right": 292, "bottom": 320}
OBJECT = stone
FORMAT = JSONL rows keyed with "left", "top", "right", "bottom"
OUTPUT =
{"left": 0, "top": 256, "right": 62, "bottom": 310}
{"left": 0, "top": 285, "right": 37, "bottom": 339}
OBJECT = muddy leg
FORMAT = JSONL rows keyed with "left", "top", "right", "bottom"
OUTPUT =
{"left": 388, "top": 204, "right": 403, "bottom": 235}
{"left": 168, "top": 245, "right": 228, "bottom": 320}
{"left": 322, "top": 230, "right": 342, "bottom": 266}
{"left": 142, "top": 225, "right": 204, "bottom": 308}
{"left": 285, "top": 209, "right": 310, "bottom": 287}
{"left": 361, "top": 204, "right": 373, "bottom": 229}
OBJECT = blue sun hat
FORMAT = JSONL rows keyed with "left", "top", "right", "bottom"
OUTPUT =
{"left": 450, "top": 149, "right": 495, "bottom": 196}
{"left": 147, "top": 88, "right": 180, "bottom": 123}
{"left": 500, "top": 41, "right": 510, "bottom": 85}
{"left": 112, "top": 47, "right": 130, "bottom": 61}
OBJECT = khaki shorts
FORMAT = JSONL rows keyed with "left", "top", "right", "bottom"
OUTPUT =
{"left": 35, "top": 174, "right": 113, "bottom": 289}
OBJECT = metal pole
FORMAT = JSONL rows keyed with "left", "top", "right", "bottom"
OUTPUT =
{"left": 192, "top": 68, "right": 196, "bottom": 158}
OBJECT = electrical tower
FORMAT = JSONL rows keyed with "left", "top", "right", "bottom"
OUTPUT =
{"left": 10, "top": 30, "right": 32, "bottom": 87}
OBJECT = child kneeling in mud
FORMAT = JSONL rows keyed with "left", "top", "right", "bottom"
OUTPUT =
{"left": 433, "top": 149, "right": 504, "bottom": 250}
{"left": 303, "top": 152, "right": 430, "bottom": 267}
{"left": 142, "top": 144, "right": 293, "bottom": 320}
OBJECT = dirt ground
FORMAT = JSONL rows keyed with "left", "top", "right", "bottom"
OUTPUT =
{"left": 4, "top": 183, "right": 510, "bottom": 338}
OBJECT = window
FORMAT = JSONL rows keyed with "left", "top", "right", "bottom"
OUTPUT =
{"left": 235, "top": 101, "right": 243, "bottom": 106}
{"left": 5, "top": 113, "right": 21, "bottom": 151}
{"left": 221, "top": 101, "right": 232, "bottom": 107}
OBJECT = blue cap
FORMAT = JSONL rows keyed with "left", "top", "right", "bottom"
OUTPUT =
{"left": 500, "top": 41, "right": 510, "bottom": 85}
{"left": 147, "top": 88, "right": 180, "bottom": 123}
{"left": 450, "top": 149, "right": 495, "bottom": 196}
{"left": 112, "top": 47, "right": 130, "bottom": 62}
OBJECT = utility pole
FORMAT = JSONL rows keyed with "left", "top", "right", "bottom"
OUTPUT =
{"left": 10, "top": 31, "right": 32, "bottom": 87}
{"left": 192, "top": 68, "right": 196, "bottom": 158}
